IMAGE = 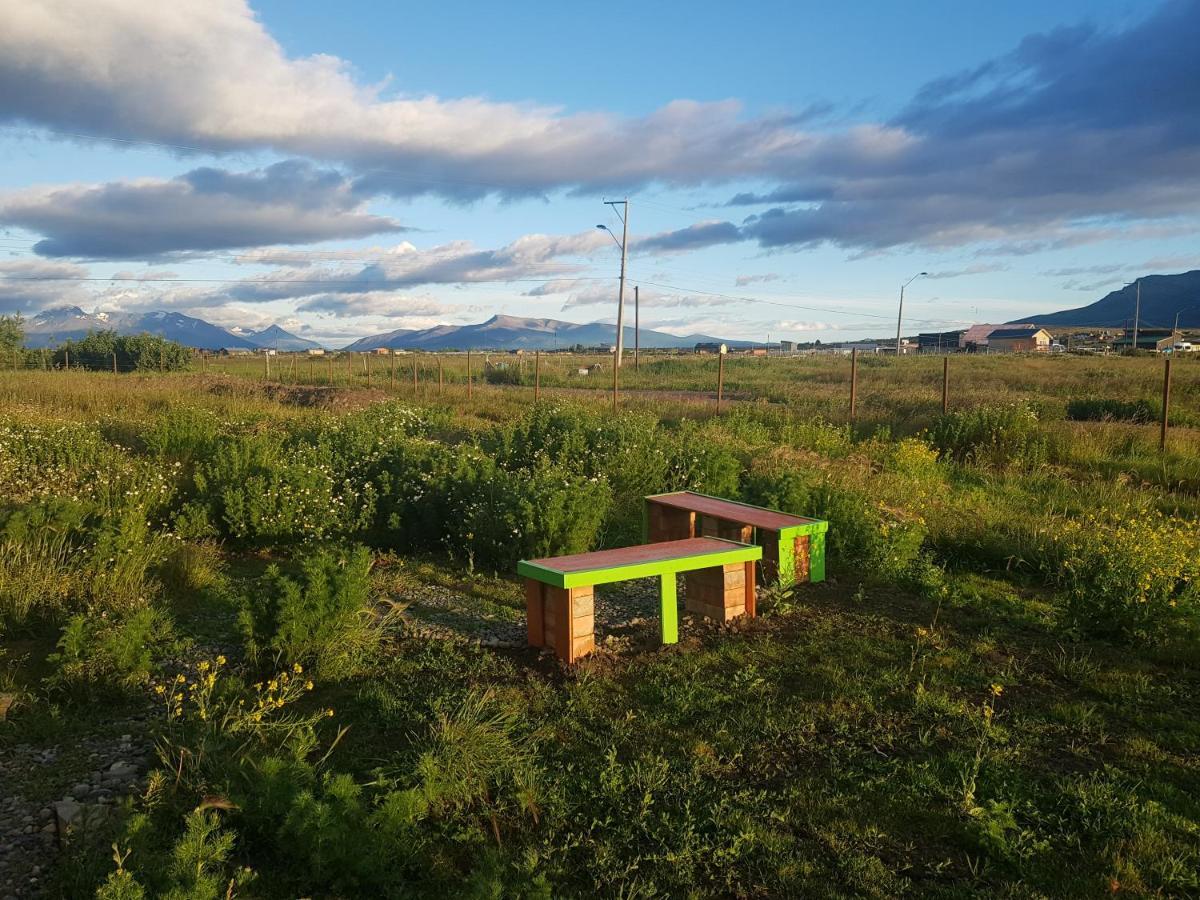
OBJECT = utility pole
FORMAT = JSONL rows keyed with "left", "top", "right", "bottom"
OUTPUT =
{"left": 633, "top": 289, "right": 643, "bottom": 374}
{"left": 1133, "top": 278, "right": 1142, "bottom": 353}
{"left": 896, "top": 272, "right": 928, "bottom": 357}
{"left": 597, "top": 199, "right": 629, "bottom": 367}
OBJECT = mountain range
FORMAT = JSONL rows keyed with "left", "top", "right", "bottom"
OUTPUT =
{"left": 21, "top": 307, "right": 321, "bottom": 351}
{"left": 1020, "top": 270, "right": 1200, "bottom": 328}
{"left": 343, "top": 315, "right": 752, "bottom": 351}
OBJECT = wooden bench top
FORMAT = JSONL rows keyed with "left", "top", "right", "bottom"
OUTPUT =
{"left": 518, "top": 537, "right": 761, "bottom": 588}
{"left": 646, "top": 491, "right": 826, "bottom": 534}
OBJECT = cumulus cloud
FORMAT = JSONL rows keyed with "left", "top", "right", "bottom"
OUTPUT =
{"left": 527, "top": 278, "right": 730, "bottom": 311}
{"left": 295, "top": 292, "right": 479, "bottom": 319}
{"left": 0, "top": 259, "right": 92, "bottom": 311}
{"left": 1, "top": 0, "right": 1197, "bottom": 272}
{"left": 0, "top": 0, "right": 820, "bottom": 199}
{"left": 215, "top": 231, "right": 607, "bottom": 305}
{"left": 0, "top": 160, "right": 404, "bottom": 258}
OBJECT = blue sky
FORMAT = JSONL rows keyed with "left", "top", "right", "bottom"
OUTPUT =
{"left": 1, "top": 0, "right": 1198, "bottom": 345}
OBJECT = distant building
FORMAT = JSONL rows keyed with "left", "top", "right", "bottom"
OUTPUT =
{"left": 374, "top": 347, "right": 391, "bottom": 355}
{"left": 694, "top": 342, "right": 727, "bottom": 354}
{"left": 220, "top": 347, "right": 254, "bottom": 356}
{"left": 779, "top": 340, "right": 796, "bottom": 353}
{"left": 986, "top": 327, "right": 1054, "bottom": 353}
{"left": 1113, "top": 328, "right": 1174, "bottom": 352}
{"left": 918, "top": 330, "right": 966, "bottom": 353}
{"left": 747, "top": 348, "right": 767, "bottom": 357}
{"left": 306, "top": 348, "right": 325, "bottom": 356}
{"left": 958, "top": 323, "right": 1044, "bottom": 352}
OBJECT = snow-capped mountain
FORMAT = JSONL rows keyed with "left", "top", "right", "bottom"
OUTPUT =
{"left": 21, "top": 307, "right": 319, "bottom": 351}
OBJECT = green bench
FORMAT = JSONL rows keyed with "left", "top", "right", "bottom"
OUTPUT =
{"left": 644, "top": 491, "right": 828, "bottom": 586}
{"left": 519, "top": 537, "right": 762, "bottom": 663}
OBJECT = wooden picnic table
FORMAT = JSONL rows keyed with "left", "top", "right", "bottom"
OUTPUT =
{"left": 644, "top": 491, "right": 827, "bottom": 586}
{"left": 519, "top": 537, "right": 762, "bottom": 663}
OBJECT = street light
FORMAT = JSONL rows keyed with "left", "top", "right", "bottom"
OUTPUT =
{"left": 596, "top": 198, "right": 630, "bottom": 366}
{"left": 896, "top": 272, "right": 928, "bottom": 356}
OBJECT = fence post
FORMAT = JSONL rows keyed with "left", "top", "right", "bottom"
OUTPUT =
{"left": 413, "top": 356, "right": 418, "bottom": 397}
{"left": 717, "top": 351, "right": 725, "bottom": 413}
{"left": 13, "top": 349, "right": 18, "bottom": 373}
{"left": 942, "top": 356, "right": 950, "bottom": 414}
{"left": 849, "top": 348, "right": 858, "bottom": 422}
{"left": 1161, "top": 356, "right": 1172, "bottom": 452}
{"left": 65, "top": 348, "right": 70, "bottom": 371}
{"left": 438, "top": 355, "right": 444, "bottom": 395}
{"left": 390, "top": 351, "right": 395, "bottom": 388}
{"left": 113, "top": 351, "right": 117, "bottom": 375}
{"left": 347, "top": 351, "right": 352, "bottom": 382}
{"left": 327, "top": 355, "right": 332, "bottom": 384}
{"left": 467, "top": 351, "right": 472, "bottom": 400}
{"left": 534, "top": 350, "right": 541, "bottom": 402}
{"left": 366, "top": 352, "right": 371, "bottom": 388}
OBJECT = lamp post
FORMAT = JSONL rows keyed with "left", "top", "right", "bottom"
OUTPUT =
{"left": 1121, "top": 280, "right": 1143, "bottom": 352}
{"left": 895, "top": 272, "right": 928, "bottom": 356}
{"left": 597, "top": 198, "right": 629, "bottom": 366}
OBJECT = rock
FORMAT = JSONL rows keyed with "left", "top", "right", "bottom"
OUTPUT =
{"left": 71, "top": 783, "right": 90, "bottom": 797}
{"left": 107, "top": 760, "right": 138, "bottom": 778}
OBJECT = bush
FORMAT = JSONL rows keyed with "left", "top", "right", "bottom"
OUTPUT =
{"left": 1041, "top": 512, "right": 1200, "bottom": 641}
{"left": 930, "top": 403, "right": 1049, "bottom": 469}
{"left": 193, "top": 431, "right": 376, "bottom": 546}
{"left": 240, "top": 544, "right": 378, "bottom": 677}
{"left": 48, "top": 606, "right": 177, "bottom": 694}
{"left": 55, "top": 331, "right": 192, "bottom": 372}
{"left": 373, "top": 439, "right": 612, "bottom": 569}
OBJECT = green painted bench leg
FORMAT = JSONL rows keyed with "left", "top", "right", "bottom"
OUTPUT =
{"left": 660, "top": 573, "right": 678, "bottom": 645}
{"left": 776, "top": 532, "right": 796, "bottom": 588}
{"left": 810, "top": 531, "right": 826, "bottom": 583}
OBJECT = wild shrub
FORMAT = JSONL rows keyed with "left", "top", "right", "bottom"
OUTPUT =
{"left": 160, "top": 540, "right": 224, "bottom": 594}
{"left": 240, "top": 545, "right": 377, "bottom": 677}
{"left": 193, "top": 431, "right": 375, "bottom": 546}
{"left": 930, "top": 402, "right": 1049, "bottom": 469}
{"left": 0, "top": 525, "right": 74, "bottom": 628}
{"left": 809, "top": 482, "right": 927, "bottom": 580}
{"left": 1039, "top": 512, "right": 1200, "bottom": 641}
{"left": 375, "top": 433, "right": 611, "bottom": 567}
{"left": 48, "top": 606, "right": 177, "bottom": 694}
{"left": 140, "top": 406, "right": 223, "bottom": 462}
{"left": 55, "top": 331, "right": 192, "bottom": 372}
{"left": 1066, "top": 397, "right": 1156, "bottom": 424}
{"left": 0, "top": 498, "right": 170, "bottom": 627}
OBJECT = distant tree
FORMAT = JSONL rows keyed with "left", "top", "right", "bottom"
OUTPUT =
{"left": 0, "top": 314, "right": 24, "bottom": 354}
{"left": 55, "top": 331, "right": 192, "bottom": 372}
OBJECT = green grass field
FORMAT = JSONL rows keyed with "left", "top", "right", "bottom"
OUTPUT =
{"left": 1, "top": 355, "right": 1197, "bottom": 898}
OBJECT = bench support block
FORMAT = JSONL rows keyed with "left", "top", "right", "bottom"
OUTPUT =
{"left": 525, "top": 580, "right": 595, "bottom": 663}
{"left": 683, "top": 561, "right": 756, "bottom": 623}
{"left": 660, "top": 574, "right": 678, "bottom": 644}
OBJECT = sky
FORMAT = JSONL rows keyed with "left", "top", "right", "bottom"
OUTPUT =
{"left": 1, "top": 0, "right": 1199, "bottom": 346}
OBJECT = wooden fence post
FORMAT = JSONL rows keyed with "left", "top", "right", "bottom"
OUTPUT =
{"left": 849, "top": 348, "right": 858, "bottom": 422}
{"left": 534, "top": 350, "right": 540, "bottom": 402}
{"left": 65, "top": 348, "right": 69, "bottom": 371}
{"left": 112, "top": 351, "right": 117, "bottom": 375}
{"left": 467, "top": 351, "right": 472, "bottom": 400}
{"left": 413, "top": 356, "right": 418, "bottom": 397}
{"left": 438, "top": 355, "right": 444, "bottom": 395}
{"left": 1161, "top": 356, "right": 1172, "bottom": 452}
{"left": 366, "top": 352, "right": 371, "bottom": 388}
{"left": 717, "top": 351, "right": 725, "bottom": 413}
{"left": 390, "top": 351, "right": 395, "bottom": 388}
{"left": 942, "top": 356, "right": 950, "bottom": 414}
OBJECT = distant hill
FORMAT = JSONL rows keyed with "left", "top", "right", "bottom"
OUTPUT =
{"left": 344, "top": 314, "right": 752, "bottom": 351}
{"left": 1019, "top": 270, "right": 1200, "bottom": 328}
{"left": 237, "top": 324, "right": 322, "bottom": 351}
{"left": 21, "top": 307, "right": 318, "bottom": 350}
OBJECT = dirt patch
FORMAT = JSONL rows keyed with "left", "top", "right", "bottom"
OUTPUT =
{"left": 198, "top": 375, "right": 389, "bottom": 411}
